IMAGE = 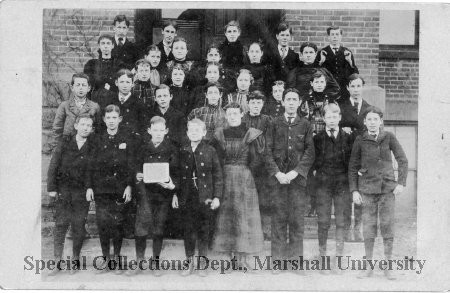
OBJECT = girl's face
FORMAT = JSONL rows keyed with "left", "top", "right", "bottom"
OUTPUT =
{"left": 136, "top": 64, "right": 151, "bottom": 81}
{"left": 145, "top": 50, "right": 161, "bottom": 68}
{"left": 172, "top": 41, "right": 188, "bottom": 61}
{"left": 225, "top": 26, "right": 240, "bottom": 43}
{"left": 248, "top": 44, "right": 263, "bottom": 64}
{"left": 171, "top": 68, "right": 185, "bottom": 86}
{"left": 226, "top": 108, "right": 243, "bottom": 127}
{"left": 206, "top": 48, "right": 221, "bottom": 63}
{"left": 301, "top": 46, "right": 317, "bottom": 65}
{"left": 272, "top": 85, "right": 284, "bottom": 101}
{"left": 205, "top": 65, "right": 220, "bottom": 83}
{"left": 310, "top": 76, "right": 326, "bottom": 93}
{"left": 206, "top": 86, "right": 222, "bottom": 106}
{"left": 237, "top": 72, "right": 251, "bottom": 91}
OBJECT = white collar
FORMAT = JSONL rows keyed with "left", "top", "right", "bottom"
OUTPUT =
{"left": 119, "top": 92, "right": 131, "bottom": 103}
{"left": 284, "top": 112, "right": 297, "bottom": 121}
{"left": 331, "top": 44, "right": 341, "bottom": 50}
{"left": 326, "top": 127, "right": 339, "bottom": 138}
{"left": 278, "top": 44, "right": 288, "bottom": 52}
{"left": 368, "top": 131, "right": 379, "bottom": 139}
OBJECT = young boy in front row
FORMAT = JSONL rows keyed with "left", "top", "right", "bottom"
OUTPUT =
{"left": 47, "top": 114, "right": 96, "bottom": 276}
{"left": 348, "top": 106, "right": 408, "bottom": 280}
{"left": 129, "top": 116, "right": 179, "bottom": 277}
{"left": 312, "top": 103, "right": 352, "bottom": 274}
{"left": 172, "top": 118, "right": 223, "bottom": 277}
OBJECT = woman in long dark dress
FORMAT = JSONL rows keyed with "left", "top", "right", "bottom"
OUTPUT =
{"left": 212, "top": 102, "right": 265, "bottom": 269}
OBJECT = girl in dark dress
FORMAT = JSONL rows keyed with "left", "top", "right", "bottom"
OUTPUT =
{"left": 243, "top": 42, "right": 275, "bottom": 96}
{"left": 212, "top": 102, "right": 265, "bottom": 270}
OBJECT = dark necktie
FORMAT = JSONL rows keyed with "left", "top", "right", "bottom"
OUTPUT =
{"left": 354, "top": 101, "right": 359, "bottom": 114}
{"left": 281, "top": 47, "right": 287, "bottom": 60}
{"left": 118, "top": 37, "right": 124, "bottom": 47}
{"left": 329, "top": 128, "right": 335, "bottom": 137}
{"left": 370, "top": 133, "right": 377, "bottom": 140}
{"left": 333, "top": 47, "right": 338, "bottom": 54}
{"left": 288, "top": 117, "right": 294, "bottom": 124}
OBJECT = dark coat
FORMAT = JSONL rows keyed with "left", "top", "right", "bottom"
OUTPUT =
{"left": 313, "top": 128, "right": 352, "bottom": 174}
{"left": 111, "top": 38, "right": 140, "bottom": 70}
{"left": 264, "top": 115, "right": 315, "bottom": 186}
{"left": 242, "top": 62, "right": 275, "bottom": 96}
{"left": 287, "top": 64, "right": 340, "bottom": 98}
{"left": 262, "top": 96, "right": 285, "bottom": 118}
{"left": 135, "top": 135, "right": 179, "bottom": 202}
{"left": 107, "top": 92, "right": 149, "bottom": 135}
{"left": 264, "top": 43, "right": 299, "bottom": 82}
{"left": 157, "top": 41, "right": 174, "bottom": 66}
{"left": 338, "top": 98, "right": 371, "bottom": 142}
{"left": 83, "top": 57, "right": 122, "bottom": 93}
{"left": 151, "top": 106, "right": 187, "bottom": 148}
{"left": 348, "top": 130, "right": 408, "bottom": 195}
{"left": 318, "top": 45, "right": 359, "bottom": 89}
{"left": 219, "top": 39, "right": 245, "bottom": 70}
{"left": 178, "top": 140, "right": 223, "bottom": 205}
{"left": 47, "top": 135, "right": 95, "bottom": 194}
{"left": 91, "top": 129, "right": 135, "bottom": 195}
{"left": 169, "top": 85, "right": 194, "bottom": 116}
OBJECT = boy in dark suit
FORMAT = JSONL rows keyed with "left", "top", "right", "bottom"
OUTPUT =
{"left": 111, "top": 15, "right": 139, "bottom": 70}
{"left": 173, "top": 118, "right": 223, "bottom": 277}
{"left": 312, "top": 103, "right": 352, "bottom": 274}
{"left": 318, "top": 26, "right": 358, "bottom": 97}
{"left": 129, "top": 116, "right": 179, "bottom": 277}
{"left": 265, "top": 23, "right": 299, "bottom": 83}
{"left": 349, "top": 106, "right": 408, "bottom": 280}
{"left": 265, "top": 88, "right": 315, "bottom": 274}
{"left": 157, "top": 20, "right": 177, "bottom": 67}
{"left": 338, "top": 74, "right": 372, "bottom": 242}
{"left": 47, "top": 114, "right": 95, "bottom": 276}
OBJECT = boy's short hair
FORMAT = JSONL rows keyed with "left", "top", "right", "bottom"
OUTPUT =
{"left": 310, "top": 70, "right": 327, "bottom": 82}
{"left": 273, "top": 80, "right": 285, "bottom": 88}
{"left": 300, "top": 42, "right": 318, "bottom": 53}
{"left": 149, "top": 116, "right": 166, "bottom": 128}
{"left": 187, "top": 118, "right": 207, "bottom": 131}
{"left": 237, "top": 68, "right": 254, "bottom": 84}
{"left": 115, "top": 69, "right": 134, "bottom": 80}
{"left": 224, "top": 20, "right": 240, "bottom": 32}
{"left": 98, "top": 34, "right": 114, "bottom": 44}
{"left": 205, "top": 81, "right": 223, "bottom": 93}
{"left": 135, "top": 59, "right": 151, "bottom": 70}
{"left": 162, "top": 19, "right": 178, "bottom": 31}
{"left": 145, "top": 44, "right": 161, "bottom": 55}
{"left": 247, "top": 90, "right": 266, "bottom": 103}
{"left": 104, "top": 104, "right": 121, "bottom": 116}
{"left": 323, "top": 103, "right": 341, "bottom": 116}
{"left": 327, "top": 26, "right": 342, "bottom": 35}
{"left": 75, "top": 113, "right": 93, "bottom": 124}
{"left": 71, "top": 72, "right": 90, "bottom": 86}
{"left": 363, "top": 106, "right": 383, "bottom": 119}
{"left": 155, "top": 84, "right": 171, "bottom": 94}
{"left": 113, "top": 15, "right": 130, "bottom": 27}
{"left": 224, "top": 101, "right": 243, "bottom": 113}
{"left": 276, "top": 22, "right": 292, "bottom": 35}
{"left": 282, "top": 88, "right": 301, "bottom": 101}
{"left": 347, "top": 73, "right": 366, "bottom": 86}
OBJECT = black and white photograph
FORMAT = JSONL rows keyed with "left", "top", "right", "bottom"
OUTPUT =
{"left": 0, "top": 1, "right": 449, "bottom": 291}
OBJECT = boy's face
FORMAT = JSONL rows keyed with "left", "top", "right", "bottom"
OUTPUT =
{"left": 148, "top": 122, "right": 168, "bottom": 144}
{"left": 248, "top": 44, "right": 263, "bottom": 64}
{"left": 272, "top": 85, "right": 285, "bottom": 101}
{"left": 283, "top": 92, "right": 301, "bottom": 115}
{"left": 187, "top": 123, "right": 206, "bottom": 143}
{"left": 172, "top": 41, "right": 187, "bottom": 60}
{"left": 225, "top": 26, "right": 240, "bottom": 43}
{"left": 114, "top": 21, "right": 129, "bottom": 39}
{"left": 155, "top": 88, "right": 172, "bottom": 109}
{"left": 136, "top": 64, "right": 151, "bottom": 81}
{"left": 301, "top": 46, "right": 317, "bottom": 65}
{"left": 145, "top": 50, "right": 161, "bottom": 68}
{"left": 115, "top": 74, "right": 133, "bottom": 95}
{"left": 347, "top": 78, "right": 364, "bottom": 99}
{"left": 99, "top": 38, "right": 114, "bottom": 56}
{"left": 324, "top": 110, "right": 341, "bottom": 130}
{"left": 207, "top": 48, "right": 221, "bottom": 63}
{"left": 328, "top": 29, "right": 342, "bottom": 46}
{"left": 171, "top": 69, "right": 185, "bottom": 86}
{"left": 237, "top": 72, "right": 251, "bottom": 91}
{"left": 206, "top": 65, "right": 220, "bottom": 83}
{"left": 226, "top": 108, "right": 243, "bottom": 127}
{"left": 162, "top": 25, "right": 177, "bottom": 44}
{"left": 248, "top": 99, "right": 264, "bottom": 116}
{"left": 71, "top": 77, "right": 91, "bottom": 99}
{"left": 103, "top": 111, "right": 122, "bottom": 131}
{"left": 310, "top": 76, "right": 326, "bottom": 93}
{"left": 206, "top": 86, "right": 222, "bottom": 106}
{"left": 74, "top": 118, "right": 93, "bottom": 138}
{"left": 364, "top": 112, "right": 383, "bottom": 134}
{"left": 276, "top": 29, "right": 291, "bottom": 47}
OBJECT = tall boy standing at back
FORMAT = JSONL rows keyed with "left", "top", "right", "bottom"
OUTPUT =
{"left": 157, "top": 20, "right": 177, "bottom": 67}
{"left": 111, "top": 15, "right": 139, "bottom": 70}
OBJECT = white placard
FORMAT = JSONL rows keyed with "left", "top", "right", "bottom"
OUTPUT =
{"left": 143, "top": 163, "right": 170, "bottom": 183}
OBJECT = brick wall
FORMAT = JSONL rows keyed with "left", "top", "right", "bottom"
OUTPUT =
{"left": 379, "top": 58, "right": 418, "bottom": 101}
{"left": 284, "top": 9, "right": 380, "bottom": 86}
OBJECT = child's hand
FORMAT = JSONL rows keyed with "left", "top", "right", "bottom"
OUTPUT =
{"left": 104, "top": 83, "right": 111, "bottom": 90}
{"left": 342, "top": 127, "right": 352, "bottom": 134}
{"left": 319, "top": 50, "right": 327, "bottom": 65}
{"left": 344, "top": 50, "right": 353, "bottom": 65}
{"left": 352, "top": 191, "right": 363, "bottom": 205}
{"left": 275, "top": 172, "right": 290, "bottom": 184}
{"left": 158, "top": 177, "right": 175, "bottom": 190}
{"left": 136, "top": 173, "right": 144, "bottom": 182}
{"left": 210, "top": 198, "right": 220, "bottom": 210}
{"left": 393, "top": 184, "right": 404, "bottom": 196}
{"left": 285, "top": 170, "right": 299, "bottom": 181}
{"left": 48, "top": 191, "right": 57, "bottom": 198}
{"left": 172, "top": 195, "right": 179, "bottom": 209}
{"left": 123, "top": 186, "right": 132, "bottom": 203}
{"left": 86, "top": 188, "right": 94, "bottom": 202}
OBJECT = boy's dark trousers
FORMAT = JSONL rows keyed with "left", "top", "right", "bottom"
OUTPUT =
{"left": 307, "top": 170, "right": 317, "bottom": 215}
{"left": 95, "top": 194, "right": 127, "bottom": 257}
{"left": 53, "top": 186, "right": 90, "bottom": 260}
{"left": 182, "top": 186, "right": 212, "bottom": 258}
{"left": 316, "top": 172, "right": 350, "bottom": 256}
{"left": 271, "top": 184, "right": 307, "bottom": 260}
